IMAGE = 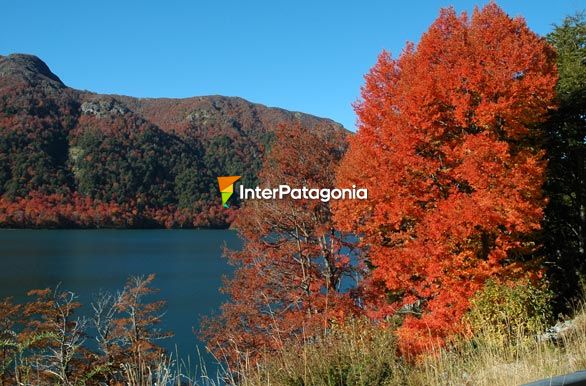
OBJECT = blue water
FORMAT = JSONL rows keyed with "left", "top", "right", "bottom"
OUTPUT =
{"left": 0, "top": 229, "right": 241, "bottom": 366}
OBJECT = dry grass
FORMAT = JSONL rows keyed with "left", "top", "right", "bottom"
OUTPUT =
{"left": 227, "top": 305, "right": 586, "bottom": 386}
{"left": 412, "top": 306, "right": 586, "bottom": 386}
{"left": 233, "top": 319, "right": 406, "bottom": 386}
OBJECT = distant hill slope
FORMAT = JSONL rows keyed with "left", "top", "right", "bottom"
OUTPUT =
{"left": 0, "top": 53, "right": 345, "bottom": 228}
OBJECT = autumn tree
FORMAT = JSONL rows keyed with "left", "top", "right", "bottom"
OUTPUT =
{"left": 90, "top": 274, "right": 172, "bottom": 384}
{"left": 334, "top": 4, "right": 557, "bottom": 355}
{"left": 202, "top": 124, "right": 358, "bottom": 364}
{"left": 0, "top": 298, "right": 22, "bottom": 384}
{"left": 20, "top": 288, "right": 89, "bottom": 385}
{"left": 0, "top": 275, "right": 171, "bottom": 385}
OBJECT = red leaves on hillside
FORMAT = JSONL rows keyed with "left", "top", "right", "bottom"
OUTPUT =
{"left": 0, "top": 192, "right": 234, "bottom": 228}
{"left": 333, "top": 4, "right": 557, "bottom": 356}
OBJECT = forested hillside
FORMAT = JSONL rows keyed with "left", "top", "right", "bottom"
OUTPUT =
{"left": 0, "top": 54, "right": 344, "bottom": 228}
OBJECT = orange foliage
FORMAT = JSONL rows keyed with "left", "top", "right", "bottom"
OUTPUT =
{"left": 0, "top": 192, "right": 234, "bottom": 229}
{"left": 202, "top": 124, "right": 359, "bottom": 364}
{"left": 0, "top": 275, "right": 170, "bottom": 384}
{"left": 333, "top": 4, "right": 557, "bottom": 356}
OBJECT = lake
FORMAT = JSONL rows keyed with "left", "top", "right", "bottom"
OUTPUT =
{"left": 0, "top": 229, "right": 240, "bottom": 368}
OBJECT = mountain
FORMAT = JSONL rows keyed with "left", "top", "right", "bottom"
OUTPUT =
{"left": 0, "top": 54, "right": 345, "bottom": 228}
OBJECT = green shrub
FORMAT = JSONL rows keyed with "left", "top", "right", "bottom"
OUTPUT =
{"left": 466, "top": 279, "right": 554, "bottom": 346}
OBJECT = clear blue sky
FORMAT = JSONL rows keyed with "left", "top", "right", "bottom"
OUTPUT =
{"left": 1, "top": 1, "right": 583, "bottom": 130}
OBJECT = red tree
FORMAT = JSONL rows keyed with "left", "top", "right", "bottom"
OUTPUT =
{"left": 334, "top": 3, "right": 557, "bottom": 355}
{"left": 202, "top": 124, "right": 358, "bottom": 364}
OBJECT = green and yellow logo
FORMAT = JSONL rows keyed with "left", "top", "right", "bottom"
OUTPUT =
{"left": 217, "top": 176, "right": 241, "bottom": 208}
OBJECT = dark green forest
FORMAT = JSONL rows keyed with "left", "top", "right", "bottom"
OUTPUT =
{"left": 0, "top": 54, "right": 342, "bottom": 228}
